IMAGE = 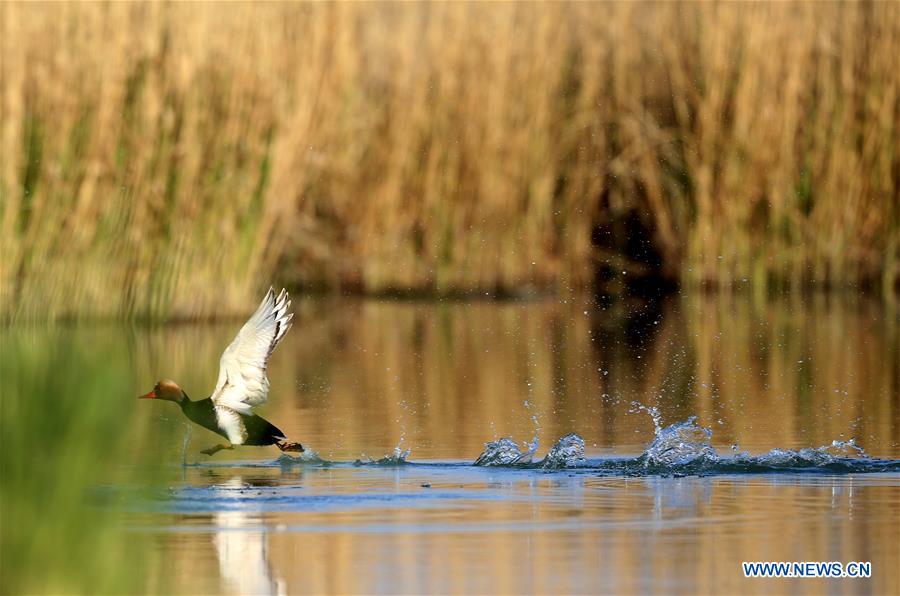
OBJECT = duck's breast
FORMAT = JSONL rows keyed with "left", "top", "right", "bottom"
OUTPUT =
{"left": 214, "top": 406, "right": 249, "bottom": 445}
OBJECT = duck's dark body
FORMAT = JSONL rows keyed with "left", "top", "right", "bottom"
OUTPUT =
{"left": 140, "top": 288, "right": 304, "bottom": 455}
{"left": 180, "top": 397, "right": 286, "bottom": 446}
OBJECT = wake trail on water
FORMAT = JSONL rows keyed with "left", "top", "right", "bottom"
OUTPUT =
{"left": 191, "top": 403, "right": 899, "bottom": 475}
{"left": 472, "top": 402, "right": 897, "bottom": 474}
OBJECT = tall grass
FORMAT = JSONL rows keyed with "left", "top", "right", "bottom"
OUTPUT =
{"left": 1, "top": 2, "right": 897, "bottom": 318}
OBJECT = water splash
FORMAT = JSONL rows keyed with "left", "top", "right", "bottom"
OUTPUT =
{"left": 540, "top": 433, "right": 586, "bottom": 469}
{"left": 629, "top": 402, "right": 716, "bottom": 467}
{"left": 474, "top": 437, "right": 538, "bottom": 466}
{"left": 387, "top": 436, "right": 413, "bottom": 463}
{"left": 629, "top": 401, "right": 664, "bottom": 434}
{"left": 641, "top": 416, "right": 717, "bottom": 467}
{"left": 742, "top": 439, "right": 868, "bottom": 469}
{"left": 181, "top": 412, "right": 896, "bottom": 476}
{"left": 469, "top": 404, "right": 896, "bottom": 474}
{"left": 625, "top": 403, "right": 885, "bottom": 474}
{"left": 822, "top": 438, "right": 867, "bottom": 458}
{"left": 355, "top": 440, "right": 412, "bottom": 466}
{"left": 276, "top": 449, "right": 327, "bottom": 466}
{"left": 473, "top": 433, "right": 582, "bottom": 468}
{"left": 523, "top": 399, "right": 541, "bottom": 460}
{"left": 180, "top": 423, "right": 192, "bottom": 467}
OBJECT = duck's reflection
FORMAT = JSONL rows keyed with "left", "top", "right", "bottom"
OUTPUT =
{"left": 647, "top": 476, "right": 712, "bottom": 520}
{"left": 211, "top": 477, "right": 284, "bottom": 596}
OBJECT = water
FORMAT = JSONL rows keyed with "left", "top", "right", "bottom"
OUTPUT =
{"left": 2, "top": 294, "right": 898, "bottom": 594}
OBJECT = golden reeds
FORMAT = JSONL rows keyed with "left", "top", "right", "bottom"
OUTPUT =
{"left": 1, "top": 2, "right": 898, "bottom": 319}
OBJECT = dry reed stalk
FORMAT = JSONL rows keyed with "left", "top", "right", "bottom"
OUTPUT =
{"left": 1, "top": 2, "right": 897, "bottom": 319}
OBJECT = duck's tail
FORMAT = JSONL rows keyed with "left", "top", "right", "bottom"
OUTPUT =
{"left": 276, "top": 439, "right": 304, "bottom": 453}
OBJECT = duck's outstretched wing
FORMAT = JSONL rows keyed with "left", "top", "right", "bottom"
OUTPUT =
{"left": 211, "top": 288, "right": 293, "bottom": 415}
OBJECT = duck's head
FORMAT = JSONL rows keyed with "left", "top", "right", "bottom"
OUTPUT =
{"left": 139, "top": 379, "right": 185, "bottom": 403}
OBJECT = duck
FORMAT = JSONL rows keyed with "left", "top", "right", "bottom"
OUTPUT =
{"left": 139, "top": 287, "right": 304, "bottom": 456}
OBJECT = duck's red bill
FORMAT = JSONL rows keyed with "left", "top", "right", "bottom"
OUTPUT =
{"left": 138, "top": 391, "right": 157, "bottom": 399}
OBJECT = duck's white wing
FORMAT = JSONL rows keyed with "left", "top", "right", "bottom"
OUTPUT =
{"left": 211, "top": 288, "right": 293, "bottom": 415}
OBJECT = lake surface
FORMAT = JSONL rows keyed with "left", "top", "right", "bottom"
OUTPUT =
{"left": 2, "top": 294, "right": 898, "bottom": 594}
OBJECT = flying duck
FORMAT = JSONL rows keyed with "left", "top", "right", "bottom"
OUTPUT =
{"left": 140, "top": 288, "right": 303, "bottom": 456}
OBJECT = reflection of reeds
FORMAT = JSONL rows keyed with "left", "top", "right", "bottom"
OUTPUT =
{"left": 127, "top": 295, "right": 898, "bottom": 595}
{"left": 2, "top": 2, "right": 898, "bottom": 318}
{"left": 2, "top": 295, "right": 896, "bottom": 591}
{"left": 0, "top": 330, "right": 165, "bottom": 593}
{"left": 125, "top": 295, "right": 898, "bottom": 460}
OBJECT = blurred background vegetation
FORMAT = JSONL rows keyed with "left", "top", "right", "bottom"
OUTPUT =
{"left": 1, "top": 1, "right": 898, "bottom": 319}
{"left": 0, "top": 328, "right": 172, "bottom": 594}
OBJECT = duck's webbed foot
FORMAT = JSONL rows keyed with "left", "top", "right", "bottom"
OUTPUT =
{"left": 276, "top": 440, "right": 304, "bottom": 453}
{"left": 201, "top": 443, "right": 233, "bottom": 456}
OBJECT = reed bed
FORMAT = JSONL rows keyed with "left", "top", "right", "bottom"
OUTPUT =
{"left": 1, "top": 2, "right": 897, "bottom": 319}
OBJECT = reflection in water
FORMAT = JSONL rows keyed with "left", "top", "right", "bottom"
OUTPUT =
{"left": 212, "top": 478, "right": 283, "bottom": 596}
{"left": 125, "top": 294, "right": 897, "bottom": 594}
{"left": 150, "top": 465, "right": 898, "bottom": 595}
{"left": 3, "top": 294, "right": 897, "bottom": 593}
{"left": 647, "top": 476, "right": 712, "bottom": 519}
{"left": 132, "top": 293, "right": 898, "bottom": 462}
